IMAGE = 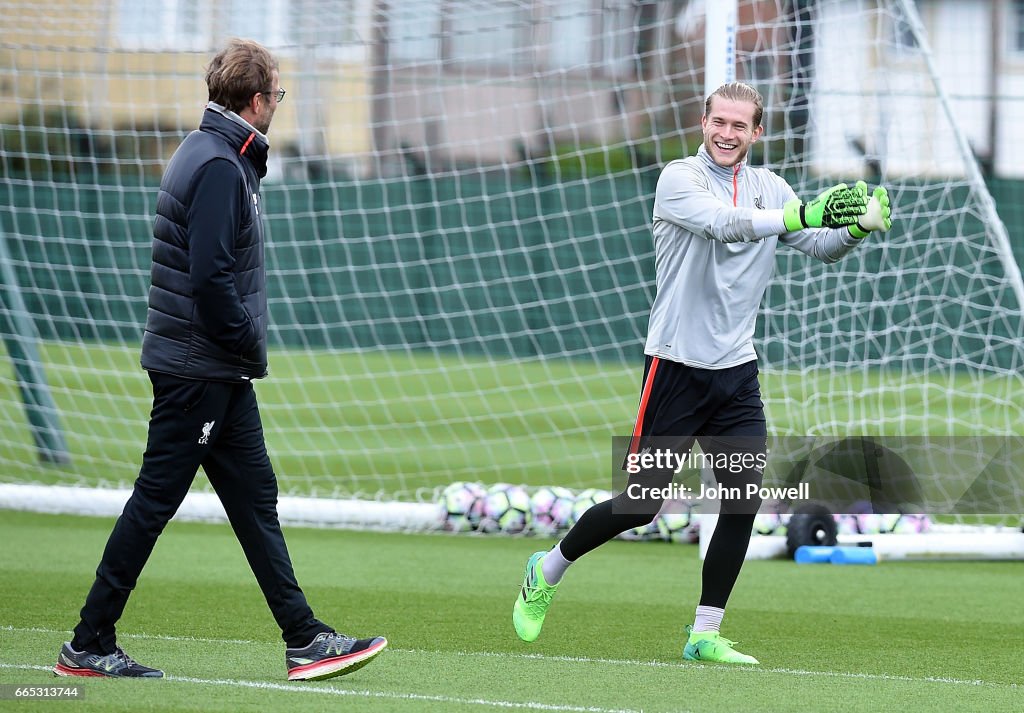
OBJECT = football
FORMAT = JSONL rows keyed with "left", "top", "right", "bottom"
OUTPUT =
{"left": 656, "top": 510, "right": 697, "bottom": 543}
{"left": 616, "top": 517, "right": 660, "bottom": 541}
{"left": 835, "top": 500, "right": 879, "bottom": 535}
{"left": 567, "top": 488, "right": 612, "bottom": 529}
{"left": 438, "top": 481, "right": 486, "bottom": 532}
{"left": 886, "top": 513, "right": 932, "bottom": 534}
{"left": 530, "top": 485, "right": 576, "bottom": 535}
{"left": 480, "top": 483, "right": 533, "bottom": 534}
{"left": 752, "top": 511, "right": 790, "bottom": 536}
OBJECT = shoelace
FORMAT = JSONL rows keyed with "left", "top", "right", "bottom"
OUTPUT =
{"left": 323, "top": 634, "right": 354, "bottom": 654}
{"left": 523, "top": 584, "right": 555, "bottom": 614}
{"left": 699, "top": 634, "right": 739, "bottom": 651}
{"left": 113, "top": 649, "right": 140, "bottom": 669}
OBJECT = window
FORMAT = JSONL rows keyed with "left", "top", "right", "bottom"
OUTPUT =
{"left": 1012, "top": 0, "right": 1024, "bottom": 53}
{"left": 548, "top": 0, "right": 594, "bottom": 70}
{"left": 448, "top": 1, "right": 532, "bottom": 69}
{"left": 389, "top": 0, "right": 532, "bottom": 71}
{"left": 390, "top": 0, "right": 442, "bottom": 62}
{"left": 117, "top": 0, "right": 359, "bottom": 52}
{"left": 224, "top": 0, "right": 291, "bottom": 48}
{"left": 288, "top": 0, "right": 358, "bottom": 48}
{"left": 600, "top": 0, "right": 635, "bottom": 78}
{"left": 117, "top": 0, "right": 205, "bottom": 50}
{"left": 525, "top": 0, "right": 634, "bottom": 76}
{"left": 892, "top": 0, "right": 921, "bottom": 55}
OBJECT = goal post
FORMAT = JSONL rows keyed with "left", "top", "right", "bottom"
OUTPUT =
{"left": 0, "top": 0, "right": 1021, "bottom": 551}
{"left": 0, "top": 228, "right": 69, "bottom": 465}
{"left": 695, "top": 0, "right": 1024, "bottom": 559}
{"left": 893, "top": 0, "right": 1024, "bottom": 311}
{"left": 704, "top": 0, "right": 739, "bottom": 94}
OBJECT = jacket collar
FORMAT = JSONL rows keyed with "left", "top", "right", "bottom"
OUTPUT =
{"left": 696, "top": 144, "right": 744, "bottom": 180}
{"left": 200, "top": 102, "right": 269, "bottom": 179}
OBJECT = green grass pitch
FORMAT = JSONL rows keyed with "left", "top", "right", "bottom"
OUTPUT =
{"left": 0, "top": 344, "right": 1019, "bottom": 498}
{"left": 0, "top": 510, "right": 1020, "bottom": 712}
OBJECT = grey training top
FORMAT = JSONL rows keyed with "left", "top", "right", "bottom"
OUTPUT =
{"left": 644, "top": 145, "right": 865, "bottom": 369}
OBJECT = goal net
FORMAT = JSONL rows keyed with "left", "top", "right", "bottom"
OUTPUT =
{"left": 1, "top": 0, "right": 1021, "bottom": 542}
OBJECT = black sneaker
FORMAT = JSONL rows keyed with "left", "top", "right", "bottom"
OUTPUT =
{"left": 286, "top": 632, "right": 387, "bottom": 681}
{"left": 54, "top": 642, "right": 164, "bottom": 678}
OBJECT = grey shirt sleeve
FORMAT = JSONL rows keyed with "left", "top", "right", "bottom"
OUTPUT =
{"left": 653, "top": 160, "right": 768, "bottom": 244}
{"left": 779, "top": 226, "right": 867, "bottom": 264}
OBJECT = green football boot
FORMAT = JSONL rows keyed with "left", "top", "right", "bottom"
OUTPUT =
{"left": 682, "top": 625, "right": 759, "bottom": 664}
{"left": 512, "top": 551, "right": 559, "bottom": 642}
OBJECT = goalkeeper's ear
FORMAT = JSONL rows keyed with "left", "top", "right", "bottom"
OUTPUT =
{"left": 849, "top": 182, "right": 892, "bottom": 238}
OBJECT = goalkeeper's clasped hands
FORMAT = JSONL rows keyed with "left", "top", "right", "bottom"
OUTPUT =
{"left": 783, "top": 181, "right": 892, "bottom": 238}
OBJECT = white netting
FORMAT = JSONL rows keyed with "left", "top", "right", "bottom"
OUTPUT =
{"left": 0, "top": 1, "right": 1021, "bottom": 532}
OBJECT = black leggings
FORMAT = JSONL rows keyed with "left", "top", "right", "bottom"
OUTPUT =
{"left": 560, "top": 452, "right": 761, "bottom": 609}
{"left": 558, "top": 356, "right": 768, "bottom": 609}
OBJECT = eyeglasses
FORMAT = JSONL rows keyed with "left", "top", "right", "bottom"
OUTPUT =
{"left": 261, "top": 88, "right": 286, "bottom": 103}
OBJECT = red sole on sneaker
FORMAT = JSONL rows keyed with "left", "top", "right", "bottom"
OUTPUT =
{"left": 54, "top": 663, "right": 107, "bottom": 677}
{"left": 287, "top": 638, "right": 388, "bottom": 681}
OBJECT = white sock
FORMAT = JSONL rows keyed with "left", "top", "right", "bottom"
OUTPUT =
{"left": 692, "top": 605, "right": 725, "bottom": 633}
{"left": 540, "top": 542, "right": 573, "bottom": 585}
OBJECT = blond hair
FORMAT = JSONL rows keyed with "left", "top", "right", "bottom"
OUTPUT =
{"left": 705, "top": 82, "right": 764, "bottom": 128}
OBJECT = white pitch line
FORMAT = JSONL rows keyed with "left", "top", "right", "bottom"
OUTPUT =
{"left": 396, "top": 648, "right": 1020, "bottom": 689}
{"left": 1, "top": 625, "right": 254, "bottom": 646}
{"left": 0, "top": 663, "right": 644, "bottom": 713}
{"left": 3, "top": 625, "right": 1018, "bottom": 690}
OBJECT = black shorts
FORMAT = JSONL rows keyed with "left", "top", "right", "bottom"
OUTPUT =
{"left": 628, "top": 355, "right": 767, "bottom": 460}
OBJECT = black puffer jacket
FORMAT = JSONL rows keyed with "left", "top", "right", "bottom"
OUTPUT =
{"left": 141, "top": 104, "right": 270, "bottom": 381}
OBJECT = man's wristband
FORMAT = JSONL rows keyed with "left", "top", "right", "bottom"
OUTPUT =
{"left": 848, "top": 222, "right": 870, "bottom": 239}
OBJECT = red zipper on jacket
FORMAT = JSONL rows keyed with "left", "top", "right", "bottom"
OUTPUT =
{"left": 239, "top": 132, "right": 255, "bottom": 155}
{"left": 732, "top": 163, "right": 740, "bottom": 206}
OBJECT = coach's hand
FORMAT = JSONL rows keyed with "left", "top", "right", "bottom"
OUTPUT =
{"left": 847, "top": 181, "right": 892, "bottom": 238}
{"left": 783, "top": 183, "right": 866, "bottom": 231}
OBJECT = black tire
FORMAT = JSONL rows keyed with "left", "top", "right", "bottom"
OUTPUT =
{"left": 785, "top": 503, "right": 838, "bottom": 559}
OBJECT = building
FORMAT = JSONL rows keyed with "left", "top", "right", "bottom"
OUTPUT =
{"left": 3, "top": 1, "right": 1023, "bottom": 179}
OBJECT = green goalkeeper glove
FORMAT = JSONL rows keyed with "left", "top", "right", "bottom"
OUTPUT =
{"left": 847, "top": 180, "right": 892, "bottom": 238}
{"left": 783, "top": 183, "right": 866, "bottom": 231}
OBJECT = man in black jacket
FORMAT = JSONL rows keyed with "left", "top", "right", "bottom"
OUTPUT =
{"left": 54, "top": 39, "right": 387, "bottom": 682}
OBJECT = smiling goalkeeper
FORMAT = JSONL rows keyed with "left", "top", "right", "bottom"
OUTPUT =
{"left": 512, "top": 81, "right": 892, "bottom": 664}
